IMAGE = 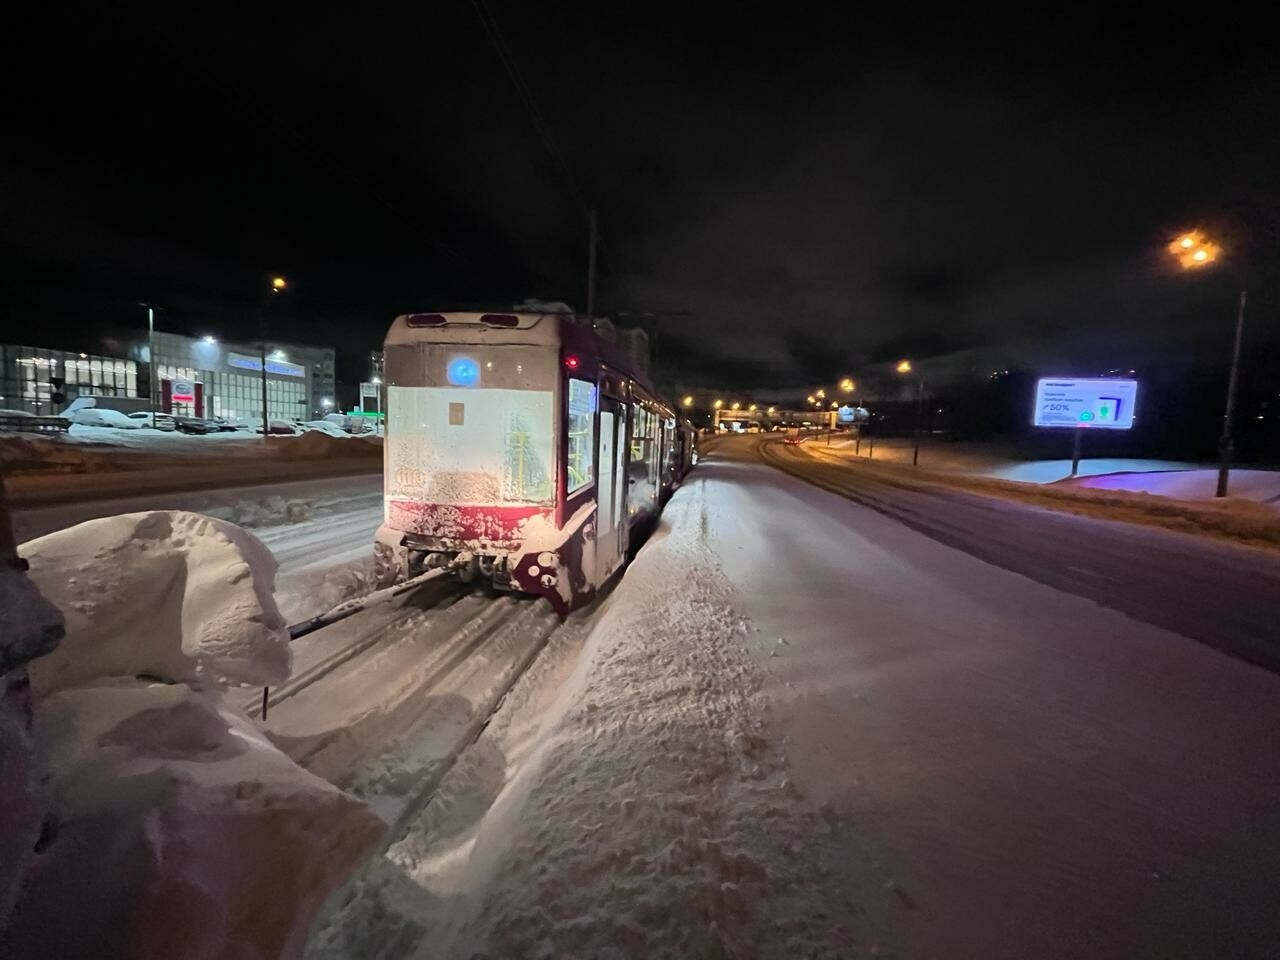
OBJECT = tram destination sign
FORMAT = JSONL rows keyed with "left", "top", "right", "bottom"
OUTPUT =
{"left": 1034, "top": 377, "right": 1138, "bottom": 430}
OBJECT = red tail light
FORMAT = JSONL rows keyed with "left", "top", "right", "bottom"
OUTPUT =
{"left": 405, "top": 313, "right": 447, "bottom": 327}
{"left": 564, "top": 355, "right": 580, "bottom": 370}
{"left": 480, "top": 313, "right": 519, "bottom": 328}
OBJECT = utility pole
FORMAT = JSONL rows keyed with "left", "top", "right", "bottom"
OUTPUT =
{"left": 586, "top": 208, "right": 598, "bottom": 319}
{"left": 913, "top": 378, "right": 925, "bottom": 466}
{"left": 1216, "top": 289, "right": 1247, "bottom": 497}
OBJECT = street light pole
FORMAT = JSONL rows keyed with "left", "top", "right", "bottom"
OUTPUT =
{"left": 1217, "top": 289, "right": 1247, "bottom": 498}
{"left": 146, "top": 304, "right": 156, "bottom": 420}
{"left": 912, "top": 378, "right": 925, "bottom": 466}
{"left": 259, "top": 313, "right": 270, "bottom": 439}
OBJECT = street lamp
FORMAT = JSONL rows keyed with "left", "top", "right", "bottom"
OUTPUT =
{"left": 748, "top": 403, "right": 758, "bottom": 412}
{"left": 731, "top": 401, "right": 741, "bottom": 411}
{"left": 1167, "top": 228, "right": 1244, "bottom": 497}
{"left": 806, "top": 394, "right": 816, "bottom": 405}
{"left": 139, "top": 302, "right": 158, "bottom": 420}
{"left": 840, "top": 377, "right": 855, "bottom": 393}
{"left": 682, "top": 395, "right": 693, "bottom": 408}
{"left": 816, "top": 388, "right": 826, "bottom": 399}
{"left": 713, "top": 399, "right": 723, "bottom": 409}
{"left": 898, "top": 359, "right": 925, "bottom": 466}
{"left": 261, "top": 275, "right": 287, "bottom": 438}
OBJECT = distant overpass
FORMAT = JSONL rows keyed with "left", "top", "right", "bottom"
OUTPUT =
{"left": 714, "top": 408, "right": 836, "bottom": 430}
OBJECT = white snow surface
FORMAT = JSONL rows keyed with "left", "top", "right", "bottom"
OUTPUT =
{"left": 316, "top": 449, "right": 1280, "bottom": 959}
{"left": 312, "top": 476, "right": 851, "bottom": 958}
{"left": 1066, "top": 465, "right": 1280, "bottom": 503}
{"left": 1, "top": 679, "right": 384, "bottom": 960}
{"left": 19, "top": 510, "right": 291, "bottom": 694}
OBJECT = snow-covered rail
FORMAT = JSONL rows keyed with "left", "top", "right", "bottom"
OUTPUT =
{"left": 249, "top": 582, "right": 561, "bottom": 820}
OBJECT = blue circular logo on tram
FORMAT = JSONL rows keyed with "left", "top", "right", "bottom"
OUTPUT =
{"left": 447, "top": 356, "right": 480, "bottom": 387}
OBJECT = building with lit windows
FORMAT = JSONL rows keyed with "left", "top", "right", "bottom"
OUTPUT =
{"left": 0, "top": 345, "right": 141, "bottom": 414}
{"left": 1, "top": 332, "right": 336, "bottom": 423}
{"left": 150, "top": 331, "right": 336, "bottom": 422}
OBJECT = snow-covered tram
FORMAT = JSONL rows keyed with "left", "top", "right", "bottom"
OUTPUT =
{"left": 373, "top": 308, "right": 694, "bottom": 614}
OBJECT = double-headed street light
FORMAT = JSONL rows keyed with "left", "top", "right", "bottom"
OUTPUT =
{"left": 1167, "top": 229, "right": 1244, "bottom": 497}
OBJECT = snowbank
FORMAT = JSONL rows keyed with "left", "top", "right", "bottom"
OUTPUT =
{"left": 1, "top": 680, "right": 384, "bottom": 960}
{"left": 1067, "top": 467, "right": 1280, "bottom": 505}
{"left": 20, "top": 511, "right": 290, "bottom": 695}
{"left": 0, "top": 433, "right": 118, "bottom": 475}
{"left": 276, "top": 430, "right": 383, "bottom": 460}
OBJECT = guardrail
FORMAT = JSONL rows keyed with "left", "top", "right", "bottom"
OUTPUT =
{"left": 0, "top": 414, "right": 71, "bottom": 435}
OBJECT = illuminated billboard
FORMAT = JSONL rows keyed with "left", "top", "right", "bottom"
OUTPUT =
{"left": 1034, "top": 378, "right": 1138, "bottom": 430}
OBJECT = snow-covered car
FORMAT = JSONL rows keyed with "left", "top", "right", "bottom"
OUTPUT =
{"left": 209, "top": 416, "right": 241, "bottom": 432}
{"left": 256, "top": 419, "right": 300, "bottom": 436}
{"left": 70, "top": 408, "right": 142, "bottom": 429}
{"left": 173, "top": 416, "right": 218, "bottom": 435}
{"left": 301, "top": 419, "right": 350, "bottom": 438}
{"left": 127, "top": 412, "right": 177, "bottom": 431}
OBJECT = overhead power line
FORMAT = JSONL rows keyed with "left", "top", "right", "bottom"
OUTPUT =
{"left": 468, "top": 0, "right": 618, "bottom": 275}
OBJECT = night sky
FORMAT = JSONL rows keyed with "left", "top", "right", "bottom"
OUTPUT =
{"left": 3, "top": 7, "right": 1278, "bottom": 391}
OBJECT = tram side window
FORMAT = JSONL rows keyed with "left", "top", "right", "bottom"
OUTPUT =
{"left": 566, "top": 378, "right": 596, "bottom": 494}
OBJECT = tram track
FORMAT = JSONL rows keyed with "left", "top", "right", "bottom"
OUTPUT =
{"left": 250, "top": 574, "right": 563, "bottom": 822}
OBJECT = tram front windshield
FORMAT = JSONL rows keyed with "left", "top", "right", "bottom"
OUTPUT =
{"left": 384, "top": 343, "right": 557, "bottom": 506}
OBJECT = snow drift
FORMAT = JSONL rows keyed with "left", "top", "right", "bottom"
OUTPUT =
{"left": 0, "top": 680, "right": 385, "bottom": 960}
{"left": 20, "top": 511, "right": 291, "bottom": 695}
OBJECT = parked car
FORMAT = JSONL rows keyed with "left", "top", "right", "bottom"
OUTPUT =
{"left": 172, "top": 416, "right": 218, "bottom": 435}
{"left": 126, "top": 411, "right": 177, "bottom": 431}
{"left": 208, "top": 416, "right": 241, "bottom": 432}
{"left": 70, "top": 408, "right": 141, "bottom": 429}
{"left": 301, "top": 419, "right": 350, "bottom": 438}
{"left": 256, "top": 419, "right": 300, "bottom": 436}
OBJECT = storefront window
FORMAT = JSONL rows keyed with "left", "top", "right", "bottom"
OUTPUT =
{"left": 566, "top": 378, "right": 596, "bottom": 494}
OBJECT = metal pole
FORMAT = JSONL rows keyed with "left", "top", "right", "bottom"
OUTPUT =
{"left": 912, "top": 378, "right": 924, "bottom": 466}
{"left": 147, "top": 306, "right": 156, "bottom": 420}
{"left": 260, "top": 313, "right": 270, "bottom": 439}
{"left": 1216, "top": 289, "right": 1247, "bottom": 498}
{"left": 586, "top": 209, "right": 598, "bottom": 319}
{"left": 1071, "top": 428, "right": 1083, "bottom": 477}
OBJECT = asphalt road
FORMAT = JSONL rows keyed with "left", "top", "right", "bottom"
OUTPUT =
{"left": 748, "top": 435, "right": 1280, "bottom": 674}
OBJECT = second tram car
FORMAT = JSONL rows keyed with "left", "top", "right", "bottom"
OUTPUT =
{"left": 374, "top": 308, "right": 694, "bottom": 614}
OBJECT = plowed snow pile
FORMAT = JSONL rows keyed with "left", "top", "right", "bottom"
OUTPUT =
{"left": 20, "top": 511, "right": 292, "bottom": 694}
{"left": 5, "top": 511, "right": 383, "bottom": 960}
{"left": 311, "top": 485, "right": 850, "bottom": 958}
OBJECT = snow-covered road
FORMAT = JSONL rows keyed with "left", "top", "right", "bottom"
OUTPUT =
{"left": 709, "top": 440, "right": 1280, "bottom": 958}
{"left": 310, "top": 442, "right": 1280, "bottom": 958}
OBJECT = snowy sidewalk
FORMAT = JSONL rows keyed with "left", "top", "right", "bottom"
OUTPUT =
{"left": 315, "top": 451, "right": 1280, "bottom": 959}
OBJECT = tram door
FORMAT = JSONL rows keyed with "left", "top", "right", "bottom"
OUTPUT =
{"left": 595, "top": 401, "right": 627, "bottom": 582}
